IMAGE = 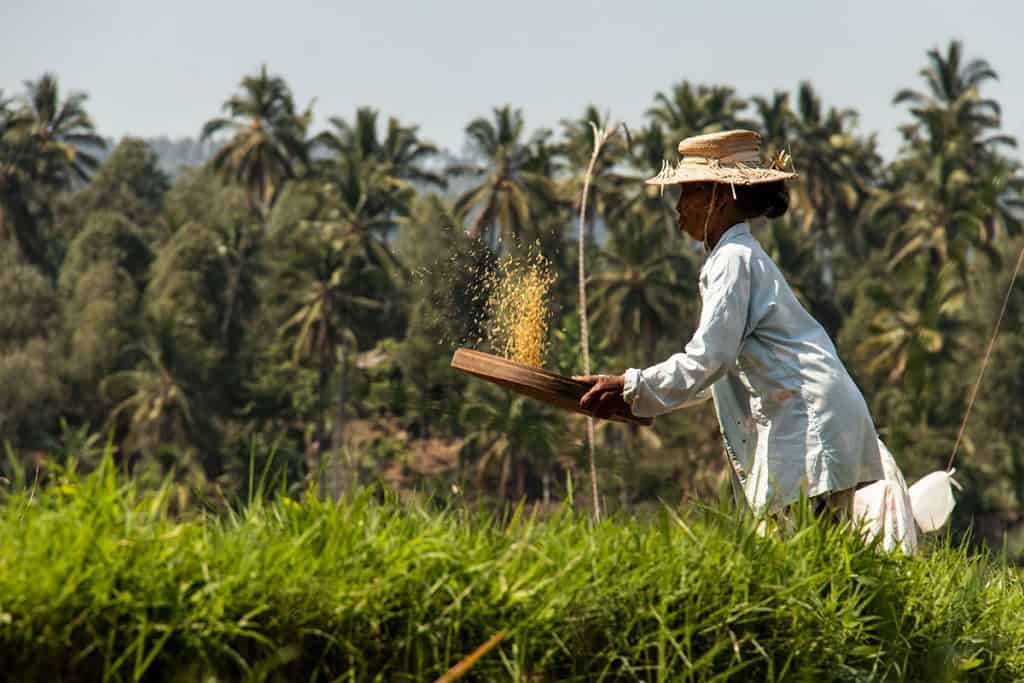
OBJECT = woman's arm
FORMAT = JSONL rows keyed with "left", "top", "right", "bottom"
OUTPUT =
{"left": 622, "top": 246, "right": 752, "bottom": 418}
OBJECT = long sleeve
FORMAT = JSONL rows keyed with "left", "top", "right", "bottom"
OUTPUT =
{"left": 623, "top": 245, "right": 751, "bottom": 418}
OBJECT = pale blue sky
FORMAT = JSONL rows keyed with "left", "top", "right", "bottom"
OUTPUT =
{"left": 3, "top": 1, "right": 1023, "bottom": 158}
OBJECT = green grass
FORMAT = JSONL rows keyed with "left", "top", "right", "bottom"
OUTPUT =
{"left": 1, "top": 454, "right": 1022, "bottom": 682}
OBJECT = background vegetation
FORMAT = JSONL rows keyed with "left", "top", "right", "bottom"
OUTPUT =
{"left": 2, "top": 40, "right": 1023, "bottom": 556}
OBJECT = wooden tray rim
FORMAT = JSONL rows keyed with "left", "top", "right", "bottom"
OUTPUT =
{"left": 451, "top": 348, "right": 652, "bottom": 426}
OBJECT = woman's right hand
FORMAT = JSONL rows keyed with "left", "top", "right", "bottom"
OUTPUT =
{"left": 574, "top": 374, "right": 629, "bottom": 419}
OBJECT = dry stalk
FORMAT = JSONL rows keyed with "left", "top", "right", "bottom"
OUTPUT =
{"left": 433, "top": 629, "right": 509, "bottom": 683}
{"left": 578, "top": 119, "right": 620, "bottom": 522}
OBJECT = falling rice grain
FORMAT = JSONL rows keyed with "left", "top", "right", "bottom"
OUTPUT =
{"left": 481, "top": 249, "right": 556, "bottom": 368}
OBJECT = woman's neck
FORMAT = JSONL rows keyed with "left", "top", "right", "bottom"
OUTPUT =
{"left": 705, "top": 215, "right": 747, "bottom": 251}
{"left": 700, "top": 193, "right": 749, "bottom": 251}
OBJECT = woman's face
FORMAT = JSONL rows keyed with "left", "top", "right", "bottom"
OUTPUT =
{"left": 675, "top": 182, "right": 717, "bottom": 241}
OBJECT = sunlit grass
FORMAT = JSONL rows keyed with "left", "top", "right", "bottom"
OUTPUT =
{"left": 1, "top": 450, "right": 1022, "bottom": 681}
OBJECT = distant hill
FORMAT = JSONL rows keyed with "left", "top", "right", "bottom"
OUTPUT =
{"left": 95, "top": 138, "right": 484, "bottom": 201}
{"left": 144, "top": 136, "right": 220, "bottom": 176}
{"left": 99, "top": 136, "right": 220, "bottom": 177}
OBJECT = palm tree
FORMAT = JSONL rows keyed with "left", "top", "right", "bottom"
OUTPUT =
{"left": 852, "top": 43, "right": 1022, "bottom": 429}
{"left": 450, "top": 105, "right": 558, "bottom": 247}
{"left": 624, "top": 121, "right": 681, "bottom": 233}
{"left": 893, "top": 40, "right": 1011, "bottom": 161}
{"left": 1, "top": 78, "right": 105, "bottom": 267}
{"left": 200, "top": 65, "right": 312, "bottom": 219}
{"left": 321, "top": 153, "right": 414, "bottom": 245}
{"left": 280, "top": 244, "right": 377, "bottom": 495}
{"left": 316, "top": 107, "right": 445, "bottom": 189}
{"left": 888, "top": 41, "right": 1021, "bottom": 253}
{"left": 871, "top": 156, "right": 999, "bottom": 286}
{"left": 20, "top": 73, "right": 106, "bottom": 190}
{"left": 974, "top": 154, "right": 1024, "bottom": 241}
{"left": 646, "top": 82, "right": 751, "bottom": 152}
{"left": 875, "top": 41, "right": 1021, "bottom": 292}
{"left": 101, "top": 313, "right": 198, "bottom": 456}
{"left": 588, "top": 208, "right": 694, "bottom": 358}
{"left": 787, "top": 83, "right": 879, "bottom": 239}
{"left": 459, "top": 384, "right": 562, "bottom": 501}
{"left": 277, "top": 193, "right": 392, "bottom": 496}
{"left": 629, "top": 121, "right": 670, "bottom": 176}
{"left": 311, "top": 122, "right": 424, "bottom": 238}
{"left": 0, "top": 92, "right": 16, "bottom": 129}
{"left": 200, "top": 66, "right": 313, "bottom": 366}
{"left": 856, "top": 261, "right": 967, "bottom": 414}
{"left": 0, "top": 94, "right": 44, "bottom": 265}
{"left": 751, "top": 90, "right": 792, "bottom": 155}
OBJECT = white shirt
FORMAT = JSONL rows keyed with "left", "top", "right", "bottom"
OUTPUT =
{"left": 623, "top": 222, "right": 885, "bottom": 513}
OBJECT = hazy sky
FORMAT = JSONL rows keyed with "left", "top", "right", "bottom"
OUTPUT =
{"left": 4, "top": 1, "right": 1023, "bottom": 158}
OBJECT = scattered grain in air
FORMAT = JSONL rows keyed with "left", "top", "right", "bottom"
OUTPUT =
{"left": 481, "top": 249, "right": 556, "bottom": 367}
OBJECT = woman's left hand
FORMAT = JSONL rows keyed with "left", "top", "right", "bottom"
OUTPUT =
{"left": 574, "top": 373, "right": 629, "bottom": 419}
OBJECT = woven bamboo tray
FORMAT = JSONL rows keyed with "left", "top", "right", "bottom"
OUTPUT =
{"left": 450, "top": 348, "right": 652, "bottom": 426}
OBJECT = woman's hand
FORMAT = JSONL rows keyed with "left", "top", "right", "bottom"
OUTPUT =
{"left": 573, "top": 373, "right": 629, "bottom": 419}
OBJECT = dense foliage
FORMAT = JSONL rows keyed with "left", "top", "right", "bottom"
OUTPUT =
{"left": 1, "top": 456, "right": 1022, "bottom": 681}
{"left": 1, "top": 40, "right": 1023, "bottom": 555}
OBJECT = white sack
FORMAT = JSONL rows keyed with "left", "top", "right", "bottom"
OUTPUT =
{"left": 853, "top": 440, "right": 918, "bottom": 553}
{"left": 908, "top": 469, "right": 961, "bottom": 533}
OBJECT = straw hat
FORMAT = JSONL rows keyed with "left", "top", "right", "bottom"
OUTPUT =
{"left": 645, "top": 129, "right": 796, "bottom": 187}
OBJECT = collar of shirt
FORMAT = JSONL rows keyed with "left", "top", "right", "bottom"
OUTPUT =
{"left": 701, "top": 222, "right": 752, "bottom": 273}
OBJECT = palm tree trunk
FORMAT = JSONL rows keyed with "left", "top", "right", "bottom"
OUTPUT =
{"left": 1, "top": 195, "right": 46, "bottom": 270}
{"left": 315, "top": 344, "right": 330, "bottom": 493}
{"left": 256, "top": 171, "right": 269, "bottom": 222}
{"left": 220, "top": 236, "right": 243, "bottom": 351}
{"left": 331, "top": 346, "right": 349, "bottom": 499}
{"left": 467, "top": 209, "right": 488, "bottom": 242}
{"left": 515, "top": 459, "right": 526, "bottom": 500}
{"left": 498, "top": 453, "right": 511, "bottom": 501}
{"left": 623, "top": 424, "right": 640, "bottom": 513}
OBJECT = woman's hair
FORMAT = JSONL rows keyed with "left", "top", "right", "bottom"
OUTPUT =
{"left": 733, "top": 181, "right": 789, "bottom": 219}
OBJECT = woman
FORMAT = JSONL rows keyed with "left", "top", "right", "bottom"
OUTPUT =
{"left": 576, "top": 129, "right": 886, "bottom": 518}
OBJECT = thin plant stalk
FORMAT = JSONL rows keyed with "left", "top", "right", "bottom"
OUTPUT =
{"left": 434, "top": 629, "right": 509, "bottom": 683}
{"left": 578, "top": 120, "right": 618, "bottom": 521}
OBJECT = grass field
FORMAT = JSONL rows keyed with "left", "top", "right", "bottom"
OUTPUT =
{"left": 2, "top": 454, "right": 1022, "bottom": 682}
